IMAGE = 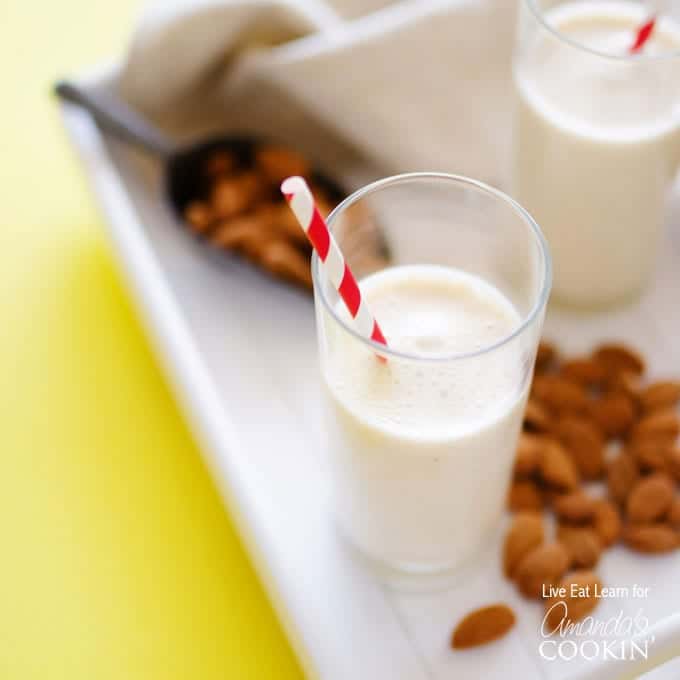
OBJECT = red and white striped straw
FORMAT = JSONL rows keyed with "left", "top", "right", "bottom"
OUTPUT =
{"left": 281, "top": 176, "right": 388, "bottom": 348}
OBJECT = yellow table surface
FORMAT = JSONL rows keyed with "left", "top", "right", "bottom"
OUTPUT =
{"left": 0, "top": 2, "right": 303, "bottom": 677}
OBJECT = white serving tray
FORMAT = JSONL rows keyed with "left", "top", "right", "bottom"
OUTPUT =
{"left": 59, "top": 67, "right": 680, "bottom": 680}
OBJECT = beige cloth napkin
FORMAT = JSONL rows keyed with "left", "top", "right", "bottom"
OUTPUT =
{"left": 119, "top": 0, "right": 518, "bottom": 186}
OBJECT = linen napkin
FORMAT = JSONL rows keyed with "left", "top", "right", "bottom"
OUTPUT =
{"left": 119, "top": 0, "right": 518, "bottom": 186}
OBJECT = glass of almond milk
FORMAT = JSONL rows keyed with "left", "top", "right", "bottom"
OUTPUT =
{"left": 313, "top": 173, "right": 551, "bottom": 576}
{"left": 512, "top": 0, "right": 680, "bottom": 308}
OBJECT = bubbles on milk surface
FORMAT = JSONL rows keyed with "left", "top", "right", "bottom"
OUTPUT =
{"left": 328, "top": 265, "right": 523, "bottom": 436}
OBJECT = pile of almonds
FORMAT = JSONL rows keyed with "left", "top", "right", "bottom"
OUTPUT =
{"left": 183, "top": 144, "right": 336, "bottom": 289}
{"left": 453, "top": 340, "right": 680, "bottom": 649}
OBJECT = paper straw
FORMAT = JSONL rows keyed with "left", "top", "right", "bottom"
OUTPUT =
{"left": 630, "top": 16, "right": 657, "bottom": 52}
{"left": 281, "top": 176, "right": 388, "bottom": 348}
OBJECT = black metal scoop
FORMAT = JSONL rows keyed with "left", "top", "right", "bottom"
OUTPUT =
{"left": 53, "top": 80, "right": 343, "bottom": 216}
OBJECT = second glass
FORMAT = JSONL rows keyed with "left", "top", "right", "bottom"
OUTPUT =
{"left": 313, "top": 173, "right": 551, "bottom": 575}
{"left": 512, "top": 0, "right": 680, "bottom": 308}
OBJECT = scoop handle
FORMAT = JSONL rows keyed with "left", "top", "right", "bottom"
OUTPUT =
{"left": 54, "top": 80, "right": 175, "bottom": 157}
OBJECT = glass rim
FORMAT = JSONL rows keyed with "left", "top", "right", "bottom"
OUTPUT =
{"left": 312, "top": 172, "right": 553, "bottom": 364}
{"left": 524, "top": 0, "right": 680, "bottom": 62}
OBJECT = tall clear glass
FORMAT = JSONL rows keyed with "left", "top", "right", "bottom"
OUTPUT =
{"left": 312, "top": 173, "right": 551, "bottom": 575}
{"left": 512, "top": 0, "right": 680, "bottom": 308}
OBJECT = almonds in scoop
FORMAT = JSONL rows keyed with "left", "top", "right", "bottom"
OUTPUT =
{"left": 544, "top": 571, "right": 602, "bottom": 630}
{"left": 451, "top": 604, "right": 516, "bottom": 649}
{"left": 535, "top": 341, "right": 558, "bottom": 373}
{"left": 515, "top": 542, "right": 570, "bottom": 599}
{"left": 503, "top": 513, "right": 545, "bottom": 578}
{"left": 626, "top": 473, "right": 675, "bottom": 523}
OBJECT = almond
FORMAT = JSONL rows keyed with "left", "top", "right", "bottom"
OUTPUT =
{"left": 640, "top": 381, "right": 680, "bottom": 413}
{"left": 607, "top": 453, "right": 639, "bottom": 506}
{"left": 628, "top": 439, "right": 673, "bottom": 473}
{"left": 557, "top": 526, "right": 602, "bottom": 568}
{"left": 536, "top": 341, "right": 557, "bottom": 373}
{"left": 524, "top": 399, "right": 553, "bottom": 434}
{"left": 667, "top": 498, "right": 680, "bottom": 529}
{"left": 553, "top": 492, "right": 598, "bottom": 523}
{"left": 592, "top": 500, "right": 622, "bottom": 547}
{"left": 606, "top": 370, "right": 641, "bottom": 402}
{"left": 593, "top": 343, "right": 645, "bottom": 376}
{"left": 623, "top": 524, "right": 680, "bottom": 553}
{"left": 514, "top": 433, "right": 545, "bottom": 478}
{"left": 539, "top": 440, "right": 580, "bottom": 491}
{"left": 507, "top": 480, "right": 544, "bottom": 512}
{"left": 630, "top": 409, "right": 680, "bottom": 443}
{"left": 451, "top": 604, "right": 516, "bottom": 649}
{"left": 544, "top": 571, "right": 602, "bottom": 630}
{"left": 667, "top": 448, "right": 680, "bottom": 482}
{"left": 532, "top": 375, "right": 591, "bottom": 416}
{"left": 503, "top": 513, "right": 545, "bottom": 578}
{"left": 626, "top": 473, "right": 675, "bottom": 523}
{"left": 591, "top": 393, "right": 637, "bottom": 439}
{"left": 561, "top": 357, "right": 608, "bottom": 388}
{"left": 255, "top": 146, "right": 310, "bottom": 184}
{"left": 556, "top": 416, "right": 606, "bottom": 480}
{"left": 515, "top": 543, "right": 570, "bottom": 599}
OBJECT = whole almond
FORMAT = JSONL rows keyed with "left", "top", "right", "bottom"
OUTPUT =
{"left": 607, "top": 370, "right": 641, "bottom": 402}
{"left": 508, "top": 480, "right": 544, "bottom": 512}
{"left": 514, "top": 433, "right": 545, "bottom": 478}
{"left": 451, "top": 604, "right": 516, "bottom": 649}
{"left": 536, "top": 341, "right": 557, "bottom": 373}
{"left": 593, "top": 343, "right": 645, "bottom": 376}
{"left": 640, "top": 381, "right": 680, "bottom": 413}
{"left": 561, "top": 357, "right": 608, "bottom": 388}
{"left": 553, "top": 492, "right": 598, "bottom": 523}
{"left": 515, "top": 542, "right": 570, "bottom": 599}
{"left": 545, "top": 571, "right": 602, "bottom": 630}
{"left": 607, "top": 453, "right": 639, "bottom": 506}
{"left": 503, "top": 513, "right": 545, "bottom": 578}
{"left": 623, "top": 524, "right": 680, "bottom": 553}
{"left": 556, "top": 416, "right": 606, "bottom": 480}
{"left": 532, "top": 375, "right": 591, "bottom": 416}
{"left": 631, "top": 409, "right": 680, "bottom": 443}
{"left": 628, "top": 439, "right": 672, "bottom": 473}
{"left": 539, "top": 440, "right": 580, "bottom": 491}
{"left": 667, "top": 448, "right": 680, "bottom": 482}
{"left": 626, "top": 473, "right": 675, "bottom": 523}
{"left": 557, "top": 526, "right": 602, "bottom": 568}
{"left": 592, "top": 500, "right": 622, "bottom": 547}
{"left": 667, "top": 498, "right": 680, "bottom": 529}
{"left": 591, "top": 393, "right": 637, "bottom": 439}
{"left": 524, "top": 399, "right": 553, "bottom": 434}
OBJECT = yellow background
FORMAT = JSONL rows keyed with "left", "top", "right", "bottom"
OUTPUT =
{"left": 0, "top": 2, "right": 303, "bottom": 677}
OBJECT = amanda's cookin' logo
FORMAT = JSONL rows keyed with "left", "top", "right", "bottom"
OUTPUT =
{"left": 539, "top": 583, "right": 655, "bottom": 662}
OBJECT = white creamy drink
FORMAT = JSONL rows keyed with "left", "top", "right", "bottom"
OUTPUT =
{"left": 513, "top": 2, "right": 680, "bottom": 306}
{"left": 322, "top": 264, "right": 528, "bottom": 572}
